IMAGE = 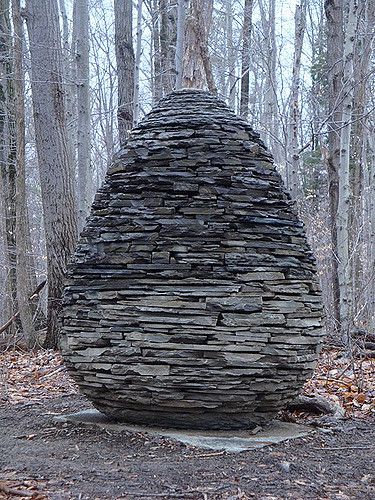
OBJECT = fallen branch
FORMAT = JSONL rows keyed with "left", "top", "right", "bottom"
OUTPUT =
{"left": 0, "top": 481, "right": 36, "bottom": 497}
{"left": 0, "top": 280, "right": 46, "bottom": 335}
{"left": 286, "top": 394, "right": 345, "bottom": 418}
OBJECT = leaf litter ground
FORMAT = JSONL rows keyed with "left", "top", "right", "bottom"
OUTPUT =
{"left": 0, "top": 348, "right": 374, "bottom": 499}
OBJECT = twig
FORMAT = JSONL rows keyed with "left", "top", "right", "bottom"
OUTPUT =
{"left": 195, "top": 450, "right": 226, "bottom": 458}
{"left": 39, "top": 366, "right": 64, "bottom": 380}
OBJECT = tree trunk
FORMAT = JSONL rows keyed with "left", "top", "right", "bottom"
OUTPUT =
{"left": 259, "top": 0, "right": 279, "bottom": 160}
{"left": 183, "top": 0, "right": 217, "bottom": 94}
{"left": 350, "top": 0, "right": 374, "bottom": 325}
{"left": 133, "top": 0, "right": 143, "bottom": 125}
{"left": 73, "top": 0, "right": 91, "bottom": 231}
{"left": 287, "top": 0, "right": 306, "bottom": 199}
{"left": 59, "top": 0, "right": 75, "bottom": 171}
{"left": 151, "top": 0, "right": 162, "bottom": 102}
{"left": 365, "top": 1, "right": 375, "bottom": 332}
{"left": 12, "top": 0, "right": 37, "bottom": 348}
{"left": 337, "top": 0, "right": 358, "bottom": 345}
{"left": 226, "top": 0, "right": 236, "bottom": 108}
{"left": 159, "top": 0, "right": 176, "bottom": 95}
{"left": 114, "top": 0, "right": 134, "bottom": 145}
{"left": 324, "top": 0, "right": 343, "bottom": 335}
{"left": 239, "top": 0, "right": 254, "bottom": 119}
{"left": 0, "top": 0, "right": 17, "bottom": 332}
{"left": 368, "top": 131, "right": 375, "bottom": 333}
{"left": 175, "top": 0, "right": 187, "bottom": 90}
{"left": 26, "top": 0, "right": 78, "bottom": 349}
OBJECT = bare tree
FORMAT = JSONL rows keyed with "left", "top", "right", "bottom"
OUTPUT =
{"left": 159, "top": 0, "right": 176, "bottom": 95}
{"left": 59, "top": 0, "right": 75, "bottom": 169}
{"left": 150, "top": 0, "right": 162, "bottom": 101}
{"left": 240, "top": 0, "right": 254, "bottom": 118}
{"left": 258, "top": 0, "right": 279, "bottom": 159}
{"left": 133, "top": 0, "right": 143, "bottom": 124}
{"left": 12, "top": 0, "right": 36, "bottom": 347}
{"left": 26, "top": 0, "right": 78, "bottom": 349}
{"left": 0, "top": 0, "right": 17, "bottom": 329}
{"left": 324, "top": 0, "right": 343, "bottom": 335}
{"left": 337, "top": 0, "right": 359, "bottom": 344}
{"left": 183, "top": 0, "right": 217, "bottom": 93}
{"left": 287, "top": 0, "right": 306, "bottom": 199}
{"left": 226, "top": 0, "right": 236, "bottom": 108}
{"left": 175, "top": 0, "right": 187, "bottom": 89}
{"left": 114, "top": 0, "right": 134, "bottom": 145}
{"left": 73, "top": 0, "right": 91, "bottom": 230}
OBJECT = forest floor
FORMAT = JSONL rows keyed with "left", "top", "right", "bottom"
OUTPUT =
{"left": 0, "top": 349, "right": 374, "bottom": 500}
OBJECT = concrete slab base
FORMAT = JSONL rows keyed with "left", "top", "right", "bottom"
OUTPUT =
{"left": 54, "top": 409, "right": 313, "bottom": 452}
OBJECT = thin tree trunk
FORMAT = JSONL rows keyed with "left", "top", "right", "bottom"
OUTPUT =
{"left": 159, "top": 0, "right": 176, "bottom": 95}
{"left": 151, "top": 0, "right": 162, "bottom": 101}
{"left": 259, "top": 0, "right": 279, "bottom": 159}
{"left": 365, "top": 1, "right": 375, "bottom": 332}
{"left": 240, "top": 0, "right": 254, "bottom": 119}
{"left": 175, "top": 0, "right": 187, "bottom": 90}
{"left": 12, "top": 0, "right": 36, "bottom": 348}
{"left": 26, "top": 0, "right": 78, "bottom": 349}
{"left": 59, "top": 0, "right": 75, "bottom": 171}
{"left": 350, "top": 0, "right": 374, "bottom": 324}
{"left": 114, "top": 0, "right": 134, "bottom": 145}
{"left": 0, "top": 0, "right": 17, "bottom": 332}
{"left": 133, "top": 0, "right": 143, "bottom": 125}
{"left": 337, "top": 0, "right": 358, "bottom": 345}
{"left": 287, "top": 0, "right": 306, "bottom": 199}
{"left": 368, "top": 132, "right": 375, "bottom": 332}
{"left": 226, "top": 0, "right": 236, "bottom": 108}
{"left": 325, "top": 0, "right": 343, "bottom": 335}
{"left": 73, "top": 0, "right": 91, "bottom": 231}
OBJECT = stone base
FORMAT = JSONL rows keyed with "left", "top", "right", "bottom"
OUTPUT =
{"left": 92, "top": 402, "right": 273, "bottom": 430}
{"left": 54, "top": 409, "right": 313, "bottom": 452}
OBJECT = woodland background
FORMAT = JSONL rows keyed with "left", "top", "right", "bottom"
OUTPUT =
{"left": 0, "top": 0, "right": 374, "bottom": 350}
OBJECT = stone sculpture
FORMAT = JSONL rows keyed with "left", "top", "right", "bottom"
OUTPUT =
{"left": 61, "top": 89, "right": 324, "bottom": 430}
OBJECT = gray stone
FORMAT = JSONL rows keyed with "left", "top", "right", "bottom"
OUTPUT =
{"left": 61, "top": 89, "right": 324, "bottom": 431}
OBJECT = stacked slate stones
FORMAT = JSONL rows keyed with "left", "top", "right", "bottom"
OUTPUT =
{"left": 61, "top": 89, "right": 324, "bottom": 430}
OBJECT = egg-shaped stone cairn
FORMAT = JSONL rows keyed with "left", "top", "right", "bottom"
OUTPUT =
{"left": 61, "top": 89, "right": 324, "bottom": 430}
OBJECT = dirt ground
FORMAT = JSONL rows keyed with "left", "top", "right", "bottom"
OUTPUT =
{"left": 1, "top": 349, "right": 375, "bottom": 500}
{"left": 0, "top": 391, "right": 374, "bottom": 500}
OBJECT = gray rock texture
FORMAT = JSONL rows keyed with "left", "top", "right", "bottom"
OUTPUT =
{"left": 61, "top": 89, "right": 324, "bottom": 430}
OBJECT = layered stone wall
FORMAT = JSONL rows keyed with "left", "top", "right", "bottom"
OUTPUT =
{"left": 61, "top": 89, "right": 324, "bottom": 430}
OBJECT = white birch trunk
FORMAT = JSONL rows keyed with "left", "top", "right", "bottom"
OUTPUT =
{"left": 26, "top": 0, "right": 78, "bottom": 349}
